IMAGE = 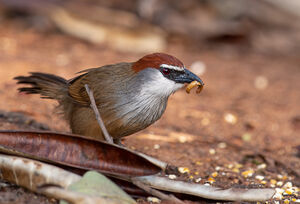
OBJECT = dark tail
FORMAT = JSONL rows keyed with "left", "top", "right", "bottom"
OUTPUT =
{"left": 14, "top": 72, "right": 68, "bottom": 100}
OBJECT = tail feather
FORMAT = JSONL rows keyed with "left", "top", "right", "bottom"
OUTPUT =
{"left": 18, "top": 87, "right": 42, "bottom": 94}
{"left": 14, "top": 72, "right": 68, "bottom": 100}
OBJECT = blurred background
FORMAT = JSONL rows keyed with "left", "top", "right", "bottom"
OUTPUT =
{"left": 0, "top": 0, "right": 299, "bottom": 203}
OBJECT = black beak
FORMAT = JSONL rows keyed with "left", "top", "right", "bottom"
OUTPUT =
{"left": 174, "top": 68, "right": 204, "bottom": 85}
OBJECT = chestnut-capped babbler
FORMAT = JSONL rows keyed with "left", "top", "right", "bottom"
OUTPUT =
{"left": 14, "top": 53, "right": 204, "bottom": 142}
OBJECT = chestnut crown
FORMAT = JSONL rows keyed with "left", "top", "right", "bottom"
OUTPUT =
{"left": 132, "top": 53, "right": 184, "bottom": 72}
{"left": 132, "top": 53, "right": 204, "bottom": 85}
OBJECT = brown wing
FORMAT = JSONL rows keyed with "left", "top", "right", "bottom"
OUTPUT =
{"left": 67, "top": 63, "right": 133, "bottom": 106}
{"left": 68, "top": 71, "right": 91, "bottom": 106}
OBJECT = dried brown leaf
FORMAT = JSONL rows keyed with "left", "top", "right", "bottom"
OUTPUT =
{"left": 0, "top": 130, "right": 161, "bottom": 177}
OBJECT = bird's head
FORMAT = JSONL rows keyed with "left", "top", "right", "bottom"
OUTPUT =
{"left": 132, "top": 53, "right": 204, "bottom": 97}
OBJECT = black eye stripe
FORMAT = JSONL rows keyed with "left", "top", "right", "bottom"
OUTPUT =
{"left": 159, "top": 67, "right": 185, "bottom": 82}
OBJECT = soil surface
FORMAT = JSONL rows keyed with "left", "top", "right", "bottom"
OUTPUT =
{"left": 0, "top": 19, "right": 299, "bottom": 203}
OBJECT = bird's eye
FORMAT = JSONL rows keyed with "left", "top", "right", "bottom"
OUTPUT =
{"left": 162, "top": 68, "right": 170, "bottom": 75}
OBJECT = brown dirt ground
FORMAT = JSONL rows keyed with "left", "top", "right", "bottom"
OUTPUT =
{"left": 0, "top": 20, "right": 299, "bottom": 203}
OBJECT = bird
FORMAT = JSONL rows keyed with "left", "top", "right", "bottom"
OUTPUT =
{"left": 14, "top": 53, "right": 204, "bottom": 143}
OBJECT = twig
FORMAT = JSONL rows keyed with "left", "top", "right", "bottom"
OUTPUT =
{"left": 84, "top": 84, "right": 113, "bottom": 144}
{"left": 131, "top": 178, "right": 185, "bottom": 204}
{"left": 135, "top": 175, "right": 275, "bottom": 202}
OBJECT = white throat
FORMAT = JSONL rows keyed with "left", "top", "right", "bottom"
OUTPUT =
{"left": 139, "top": 69, "right": 184, "bottom": 98}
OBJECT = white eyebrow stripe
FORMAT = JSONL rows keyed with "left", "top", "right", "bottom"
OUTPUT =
{"left": 160, "top": 64, "right": 184, "bottom": 71}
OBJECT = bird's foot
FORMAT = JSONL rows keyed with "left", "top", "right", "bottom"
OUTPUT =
{"left": 113, "top": 138, "right": 125, "bottom": 147}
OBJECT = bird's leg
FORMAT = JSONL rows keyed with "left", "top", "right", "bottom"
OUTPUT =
{"left": 84, "top": 84, "right": 114, "bottom": 144}
{"left": 84, "top": 84, "right": 125, "bottom": 146}
{"left": 113, "top": 138, "right": 125, "bottom": 146}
